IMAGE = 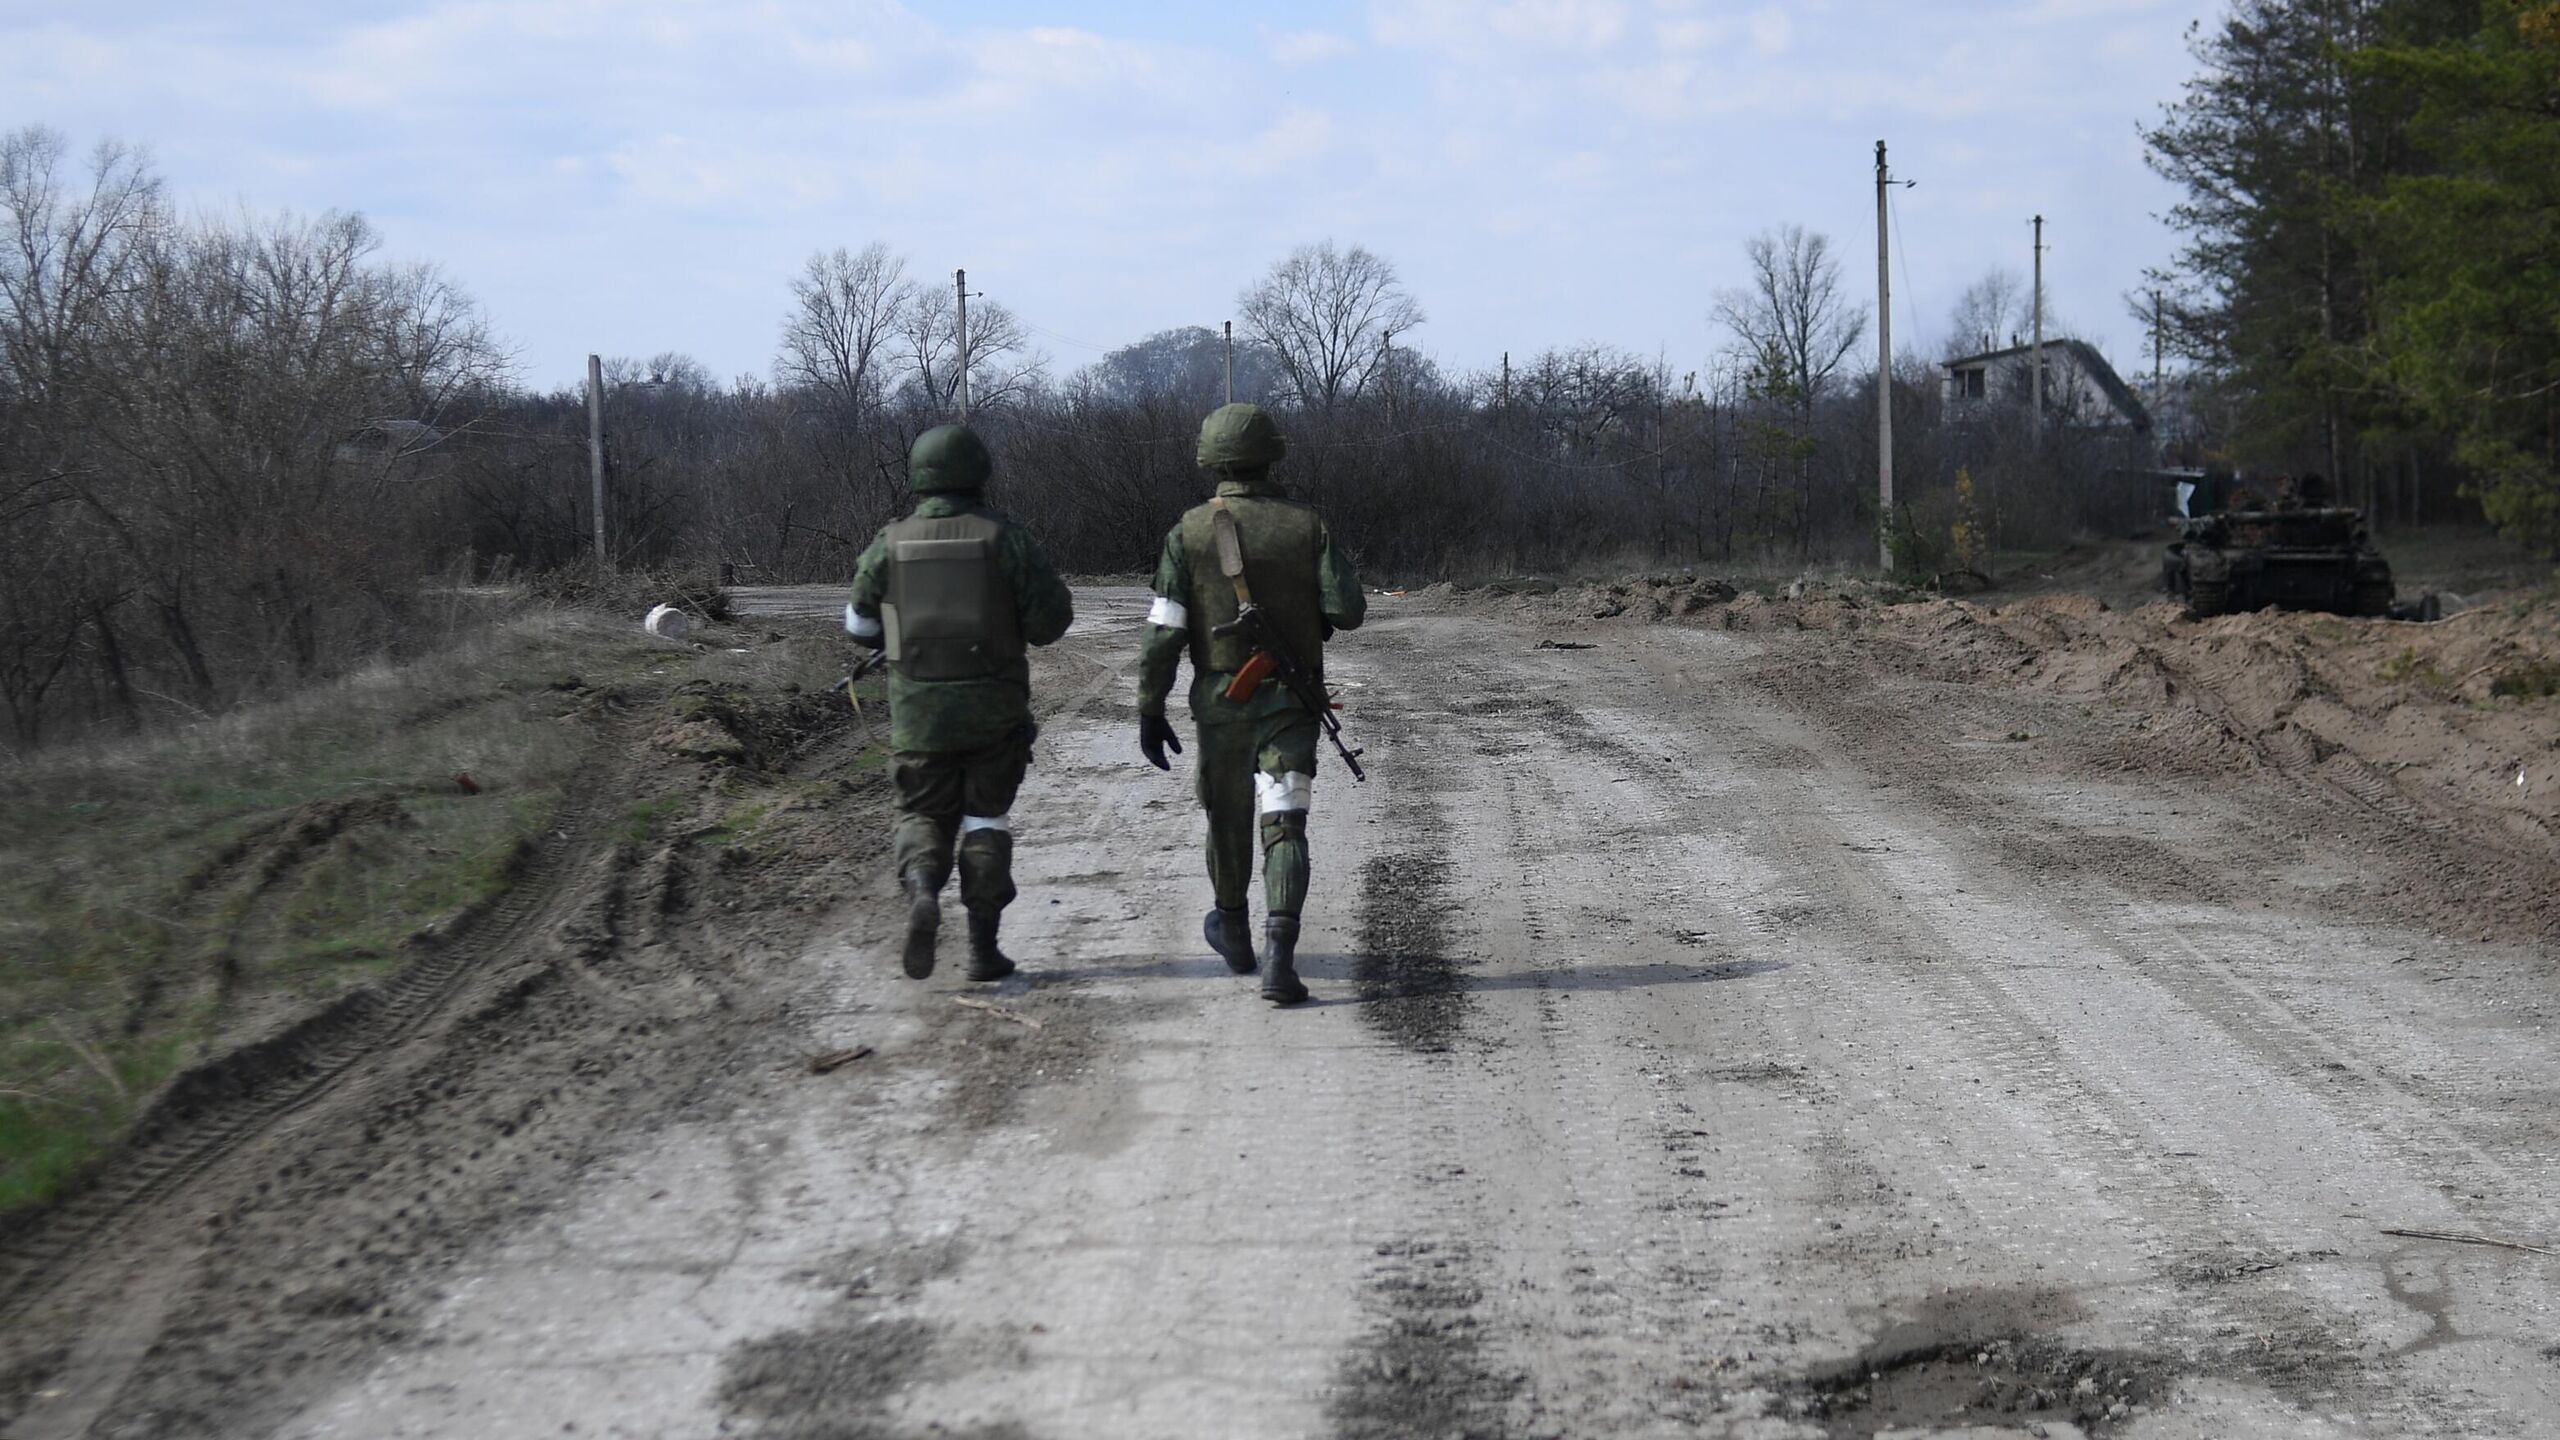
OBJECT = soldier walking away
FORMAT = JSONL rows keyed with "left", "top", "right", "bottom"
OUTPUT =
{"left": 847, "top": 424, "right": 1074, "bottom": 982}
{"left": 1136, "top": 404, "right": 1366, "bottom": 1005}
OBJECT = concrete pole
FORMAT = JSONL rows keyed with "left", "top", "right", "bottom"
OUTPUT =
{"left": 1223, "top": 320, "right": 1233, "bottom": 404}
{"left": 1876, "top": 140, "right": 1893, "bottom": 571}
{"left": 954, "top": 268, "right": 971, "bottom": 422}
{"left": 2031, "top": 216, "right": 2046, "bottom": 434}
{"left": 586, "top": 353, "right": 606, "bottom": 567}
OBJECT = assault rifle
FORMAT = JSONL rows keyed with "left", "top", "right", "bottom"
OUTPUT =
{"left": 1213, "top": 604, "right": 1366, "bottom": 782}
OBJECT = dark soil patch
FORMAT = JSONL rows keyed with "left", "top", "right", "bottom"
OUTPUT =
{"left": 1353, "top": 852, "right": 1467, "bottom": 1052}
{"left": 1330, "top": 1239, "right": 1521, "bottom": 1440}
{"left": 1783, "top": 1334, "right": 2169, "bottom": 1436}
{"left": 718, "top": 1243, "right": 1030, "bottom": 1440}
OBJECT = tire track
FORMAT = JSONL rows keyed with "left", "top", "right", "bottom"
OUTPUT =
{"left": 0, "top": 713, "right": 636, "bottom": 1324}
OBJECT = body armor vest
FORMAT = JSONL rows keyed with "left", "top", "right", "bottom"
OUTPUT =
{"left": 881, "top": 510, "right": 1021, "bottom": 681}
{"left": 1178, "top": 494, "right": 1328, "bottom": 683}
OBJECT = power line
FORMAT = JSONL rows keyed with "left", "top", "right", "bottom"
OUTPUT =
{"left": 1888, "top": 181, "right": 1926, "bottom": 362}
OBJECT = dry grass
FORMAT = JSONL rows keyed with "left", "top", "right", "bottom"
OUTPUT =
{"left": 0, "top": 604, "right": 780, "bottom": 1213}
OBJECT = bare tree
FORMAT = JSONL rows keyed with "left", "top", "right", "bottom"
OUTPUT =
{"left": 1238, "top": 241, "right": 1425, "bottom": 412}
{"left": 1948, "top": 267, "right": 2029, "bottom": 356}
{"left": 1513, "top": 344, "right": 1657, "bottom": 459}
{"left": 777, "top": 243, "right": 910, "bottom": 420}
{"left": 1713, "top": 225, "right": 1868, "bottom": 409}
{"left": 896, "top": 280, "right": 1044, "bottom": 415}
{"left": 0, "top": 127, "right": 164, "bottom": 522}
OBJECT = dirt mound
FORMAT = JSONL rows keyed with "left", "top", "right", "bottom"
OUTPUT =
{"left": 1475, "top": 561, "right": 2560, "bottom": 926}
{"left": 1883, "top": 594, "right": 2560, "bottom": 859}
{"left": 651, "top": 679, "right": 848, "bottom": 770}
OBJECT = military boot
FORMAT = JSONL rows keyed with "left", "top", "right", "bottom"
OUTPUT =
{"left": 964, "top": 908, "right": 1016, "bottom": 983}
{"left": 1203, "top": 906, "right": 1256, "bottom": 974}
{"left": 1260, "top": 916, "right": 1308, "bottom": 1006}
{"left": 900, "top": 867, "right": 940, "bottom": 979}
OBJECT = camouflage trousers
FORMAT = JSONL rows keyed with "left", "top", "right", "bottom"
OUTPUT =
{"left": 1193, "top": 707, "right": 1319, "bottom": 919}
{"left": 891, "top": 725, "right": 1033, "bottom": 915}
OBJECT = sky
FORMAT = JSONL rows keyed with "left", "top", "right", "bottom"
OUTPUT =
{"left": 2, "top": 0, "right": 2219, "bottom": 393}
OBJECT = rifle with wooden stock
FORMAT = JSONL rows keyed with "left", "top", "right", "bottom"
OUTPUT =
{"left": 1209, "top": 501, "right": 1366, "bottom": 782}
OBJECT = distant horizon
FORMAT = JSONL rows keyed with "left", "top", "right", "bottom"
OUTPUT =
{"left": 6, "top": 1, "right": 2217, "bottom": 393}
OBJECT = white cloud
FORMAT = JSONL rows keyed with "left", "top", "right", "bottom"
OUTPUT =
{"left": 1369, "top": 0, "right": 1630, "bottom": 54}
{"left": 1224, "top": 106, "right": 1337, "bottom": 176}
{"left": 1265, "top": 28, "right": 1355, "bottom": 64}
{"left": 1749, "top": 7, "right": 1792, "bottom": 55}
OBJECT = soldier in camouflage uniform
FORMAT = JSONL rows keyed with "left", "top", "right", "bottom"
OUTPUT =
{"left": 1136, "top": 404, "right": 1365, "bottom": 1004}
{"left": 848, "top": 424, "right": 1074, "bottom": 982}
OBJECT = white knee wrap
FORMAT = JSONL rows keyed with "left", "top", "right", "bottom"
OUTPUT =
{"left": 1254, "top": 772, "right": 1312, "bottom": 816}
{"left": 961, "top": 814, "right": 1010, "bottom": 835}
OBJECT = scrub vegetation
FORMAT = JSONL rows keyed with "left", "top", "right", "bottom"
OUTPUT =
{"left": 0, "top": 607, "right": 857, "bottom": 1214}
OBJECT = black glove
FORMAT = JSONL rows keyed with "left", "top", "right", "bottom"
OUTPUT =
{"left": 1139, "top": 712, "right": 1182, "bottom": 771}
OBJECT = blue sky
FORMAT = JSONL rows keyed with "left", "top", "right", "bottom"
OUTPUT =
{"left": 3, "top": 0, "right": 2215, "bottom": 391}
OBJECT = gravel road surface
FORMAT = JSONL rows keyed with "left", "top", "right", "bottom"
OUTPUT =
{"left": 22, "top": 585, "right": 2559, "bottom": 1439}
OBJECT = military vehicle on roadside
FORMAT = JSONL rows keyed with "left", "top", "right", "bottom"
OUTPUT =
{"left": 2162, "top": 503, "right": 2397, "bottom": 620}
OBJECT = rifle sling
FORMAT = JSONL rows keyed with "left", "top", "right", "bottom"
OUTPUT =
{"left": 1209, "top": 498, "right": 1253, "bottom": 607}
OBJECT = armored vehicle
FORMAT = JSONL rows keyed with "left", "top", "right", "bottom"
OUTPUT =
{"left": 2163, "top": 505, "right": 2395, "bottom": 619}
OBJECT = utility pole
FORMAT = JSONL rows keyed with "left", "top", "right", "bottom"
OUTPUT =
{"left": 586, "top": 353, "right": 607, "bottom": 567}
{"left": 954, "top": 268, "right": 971, "bottom": 422}
{"left": 1500, "top": 350, "right": 1511, "bottom": 410}
{"left": 2151, "top": 289, "right": 2164, "bottom": 398}
{"left": 2031, "top": 216, "right": 2046, "bottom": 434}
{"left": 1875, "top": 140, "right": 1893, "bottom": 571}
{"left": 1223, "top": 320, "right": 1234, "bottom": 404}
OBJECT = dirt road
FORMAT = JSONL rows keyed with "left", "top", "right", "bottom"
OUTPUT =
{"left": 17, "top": 586, "right": 2560, "bottom": 1438}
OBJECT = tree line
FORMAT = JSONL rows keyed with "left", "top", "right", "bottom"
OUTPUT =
{"left": 59, "top": 27, "right": 2522, "bottom": 751}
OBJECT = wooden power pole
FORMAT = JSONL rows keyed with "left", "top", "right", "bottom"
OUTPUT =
{"left": 1223, "top": 320, "right": 1234, "bottom": 404}
{"left": 1876, "top": 140, "right": 1893, "bottom": 571}
{"left": 586, "top": 353, "right": 607, "bottom": 567}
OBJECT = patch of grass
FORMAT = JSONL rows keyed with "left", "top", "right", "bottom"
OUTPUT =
{"left": 0, "top": 606, "right": 859, "bottom": 1216}
{"left": 2377, "top": 646, "right": 2457, "bottom": 696}
{"left": 695, "top": 799, "right": 778, "bottom": 847}
{"left": 618, "top": 794, "right": 685, "bottom": 846}
{"left": 2490, "top": 659, "right": 2560, "bottom": 701}
{"left": 0, "top": 613, "right": 628, "bottom": 1215}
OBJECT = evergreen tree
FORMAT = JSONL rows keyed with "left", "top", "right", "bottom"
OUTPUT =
{"left": 2142, "top": 0, "right": 2408, "bottom": 480}
{"left": 2357, "top": 2, "right": 2560, "bottom": 552}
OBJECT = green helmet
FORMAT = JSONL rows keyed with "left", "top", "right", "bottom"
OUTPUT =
{"left": 1196, "top": 403, "right": 1286, "bottom": 469}
{"left": 909, "top": 424, "right": 992, "bottom": 494}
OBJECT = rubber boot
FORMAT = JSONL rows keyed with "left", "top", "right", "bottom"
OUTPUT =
{"left": 964, "top": 908, "right": 1016, "bottom": 983}
{"left": 900, "top": 867, "right": 940, "bottom": 979}
{"left": 1204, "top": 906, "right": 1257, "bottom": 974}
{"left": 1260, "top": 916, "right": 1308, "bottom": 1006}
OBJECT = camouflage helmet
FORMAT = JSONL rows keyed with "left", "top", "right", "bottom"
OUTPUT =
{"left": 909, "top": 423, "right": 992, "bottom": 494}
{"left": 1196, "top": 403, "right": 1287, "bottom": 469}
